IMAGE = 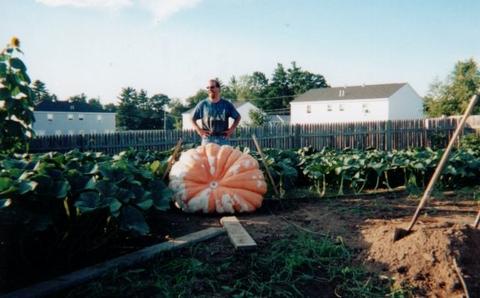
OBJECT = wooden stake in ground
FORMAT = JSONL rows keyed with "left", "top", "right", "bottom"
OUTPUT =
{"left": 252, "top": 134, "right": 280, "bottom": 198}
{"left": 220, "top": 216, "right": 257, "bottom": 250}
{"left": 393, "top": 94, "right": 479, "bottom": 242}
{"left": 162, "top": 138, "right": 183, "bottom": 180}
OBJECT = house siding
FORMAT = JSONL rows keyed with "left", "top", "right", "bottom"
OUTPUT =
{"left": 33, "top": 111, "right": 116, "bottom": 135}
{"left": 290, "top": 98, "right": 389, "bottom": 124}
{"left": 291, "top": 83, "right": 424, "bottom": 124}
{"left": 388, "top": 85, "right": 424, "bottom": 120}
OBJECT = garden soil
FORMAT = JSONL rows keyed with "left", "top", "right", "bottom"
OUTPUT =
{"left": 154, "top": 191, "right": 480, "bottom": 297}
{"left": 4, "top": 191, "right": 479, "bottom": 297}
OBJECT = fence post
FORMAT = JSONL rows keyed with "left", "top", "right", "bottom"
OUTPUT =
{"left": 78, "top": 134, "right": 84, "bottom": 152}
{"left": 385, "top": 120, "right": 392, "bottom": 151}
{"left": 293, "top": 124, "right": 301, "bottom": 149}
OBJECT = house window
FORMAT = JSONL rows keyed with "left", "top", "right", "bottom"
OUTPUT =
{"left": 68, "top": 114, "right": 74, "bottom": 120}
{"left": 339, "top": 104, "right": 344, "bottom": 111}
{"left": 97, "top": 114, "right": 102, "bottom": 121}
{"left": 306, "top": 105, "right": 311, "bottom": 113}
{"left": 327, "top": 104, "right": 332, "bottom": 111}
{"left": 47, "top": 114, "right": 53, "bottom": 121}
{"left": 362, "top": 103, "right": 370, "bottom": 113}
{"left": 78, "top": 114, "right": 84, "bottom": 120}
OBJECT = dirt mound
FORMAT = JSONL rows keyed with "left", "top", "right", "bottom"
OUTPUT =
{"left": 360, "top": 219, "right": 480, "bottom": 297}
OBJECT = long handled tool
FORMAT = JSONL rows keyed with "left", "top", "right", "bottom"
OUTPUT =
{"left": 252, "top": 134, "right": 281, "bottom": 198}
{"left": 474, "top": 210, "right": 480, "bottom": 229}
{"left": 162, "top": 138, "right": 183, "bottom": 180}
{"left": 393, "top": 94, "right": 479, "bottom": 242}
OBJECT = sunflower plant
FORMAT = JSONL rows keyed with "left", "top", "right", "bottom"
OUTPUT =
{"left": 0, "top": 37, "right": 36, "bottom": 152}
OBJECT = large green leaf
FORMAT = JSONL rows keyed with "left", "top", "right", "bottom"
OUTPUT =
{"left": 118, "top": 205, "right": 149, "bottom": 236}
{"left": 75, "top": 191, "right": 102, "bottom": 213}
{"left": 151, "top": 180, "right": 173, "bottom": 211}
{"left": 9, "top": 58, "right": 26, "bottom": 71}
{"left": 0, "top": 63, "right": 6, "bottom": 76}
{"left": 53, "top": 180, "right": 71, "bottom": 198}
{"left": 18, "top": 180, "right": 38, "bottom": 194}
{"left": 108, "top": 197, "right": 122, "bottom": 217}
{"left": 135, "top": 191, "right": 153, "bottom": 210}
{"left": 0, "top": 177, "right": 13, "bottom": 192}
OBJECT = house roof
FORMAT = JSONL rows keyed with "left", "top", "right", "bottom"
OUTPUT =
{"left": 291, "top": 83, "right": 407, "bottom": 103}
{"left": 183, "top": 100, "right": 251, "bottom": 114}
{"left": 35, "top": 100, "right": 112, "bottom": 113}
{"left": 267, "top": 115, "right": 290, "bottom": 123}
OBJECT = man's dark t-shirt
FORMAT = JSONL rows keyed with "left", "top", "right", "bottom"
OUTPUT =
{"left": 192, "top": 98, "right": 240, "bottom": 136}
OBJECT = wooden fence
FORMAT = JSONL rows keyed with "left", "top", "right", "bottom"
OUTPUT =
{"left": 28, "top": 117, "right": 478, "bottom": 154}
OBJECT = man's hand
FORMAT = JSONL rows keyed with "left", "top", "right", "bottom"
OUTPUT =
{"left": 224, "top": 128, "right": 234, "bottom": 138}
{"left": 197, "top": 128, "right": 211, "bottom": 137}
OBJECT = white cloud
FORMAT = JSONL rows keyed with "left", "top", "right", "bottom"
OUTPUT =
{"left": 35, "top": 0, "right": 133, "bottom": 9}
{"left": 139, "top": 0, "right": 203, "bottom": 23}
{"left": 36, "top": 0, "right": 203, "bottom": 22}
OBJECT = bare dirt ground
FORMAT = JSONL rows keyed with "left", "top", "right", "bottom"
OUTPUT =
{"left": 153, "top": 190, "right": 480, "bottom": 297}
{"left": 5, "top": 190, "right": 478, "bottom": 297}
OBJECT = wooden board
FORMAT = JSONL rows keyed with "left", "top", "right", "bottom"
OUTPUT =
{"left": 3, "top": 227, "right": 225, "bottom": 298}
{"left": 220, "top": 216, "right": 257, "bottom": 250}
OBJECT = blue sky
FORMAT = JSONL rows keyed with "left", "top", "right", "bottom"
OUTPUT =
{"left": 1, "top": 0, "right": 479, "bottom": 105}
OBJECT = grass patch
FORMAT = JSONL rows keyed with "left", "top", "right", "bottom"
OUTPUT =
{"left": 66, "top": 231, "right": 408, "bottom": 297}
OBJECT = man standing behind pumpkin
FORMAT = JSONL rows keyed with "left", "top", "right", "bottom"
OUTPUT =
{"left": 191, "top": 79, "right": 241, "bottom": 146}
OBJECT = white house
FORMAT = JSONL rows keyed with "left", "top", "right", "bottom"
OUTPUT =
{"left": 290, "top": 83, "right": 423, "bottom": 124}
{"left": 182, "top": 101, "right": 260, "bottom": 130}
{"left": 33, "top": 100, "right": 116, "bottom": 136}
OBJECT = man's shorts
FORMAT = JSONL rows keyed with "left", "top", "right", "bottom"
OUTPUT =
{"left": 201, "top": 136, "right": 229, "bottom": 146}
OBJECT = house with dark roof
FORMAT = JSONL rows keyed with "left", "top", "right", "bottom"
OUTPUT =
{"left": 290, "top": 83, "right": 423, "bottom": 124}
{"left": 182, "top": 101, "right": 260, "bottom": 130}
{"left": 33, "top": 100, "right": 116, "bottom": 135}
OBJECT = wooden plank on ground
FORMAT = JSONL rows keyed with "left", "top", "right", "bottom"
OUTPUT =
{"left": 3, "top": 227, "right": 225, "bottom": 298}
{"left": 220, "top": 216, "right": 257, "bottom": 250}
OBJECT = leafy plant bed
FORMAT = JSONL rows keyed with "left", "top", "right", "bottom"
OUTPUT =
{"left": 57, "top": 189, "right": 479, "bottom": 297}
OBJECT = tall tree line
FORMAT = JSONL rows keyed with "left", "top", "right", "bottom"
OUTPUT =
{"left": 424, "top": 58, "right": 480, "bottom": 116}
{"left": 116, "top": 88, "right": 172, "bottom": 130}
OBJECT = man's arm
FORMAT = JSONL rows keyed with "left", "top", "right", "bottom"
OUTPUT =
{"left": 191, "top": 117, "right": 211, "bottom": 137}
{"left": 225, "top": 114, "right": 241, "bottom": 138}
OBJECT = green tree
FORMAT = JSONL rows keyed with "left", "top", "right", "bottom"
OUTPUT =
{"left": 0, "top": 37, "right": 36, "bottom": 152}
{"left": 68, "top": 93, "right": 88, "bottom": 104}
{"left": 185, "top": 89, "right": 208, "bottom": 110}
{"left": 424, "top": 58, "right": 480, "bottom": 116}
{"left": 116, "top": 87, "right": 140, "bottom": 130}
{"left": 287, "top": 61, "right": 328, "bottom": 95}
{"left": 88, "top": 98, "right": 103, "bottom": 111}
{"left": 168, "top": 99, "right": 189, "bottom": 129}
{"left": 248, "top": 109, "right": 268, "bottom": 126}
{"left": 252, "top": 62, "right": 328, "bottom": 111}
{"left": 140, "top": 93, "right": 171, "bottom": 130}
{"left": 104, "top": 103, "right": 117, "bottom": 112}
{"left": 31, "top": 79, "right": 56, "bottom": 103}
{"left": 265, "top": 63, "right": 292, "bottom": 110}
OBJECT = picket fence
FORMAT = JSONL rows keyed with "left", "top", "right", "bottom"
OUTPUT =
{"left": 28, "top": 117, "right": 478, "bottom": 154}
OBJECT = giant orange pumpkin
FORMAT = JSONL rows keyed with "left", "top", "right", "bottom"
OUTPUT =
{"left": 169, "top": 143, "right": 267, "bottom": 213}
